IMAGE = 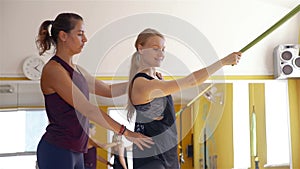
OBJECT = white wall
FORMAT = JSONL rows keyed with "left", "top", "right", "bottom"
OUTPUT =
{"left": 0, "top": 0, "right": 299, "bottom": 77}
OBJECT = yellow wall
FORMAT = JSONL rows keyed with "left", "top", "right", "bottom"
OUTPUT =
{"left": 288, "top": 79, "right": 300, "bottom": 169}
{"left": 175, "top": 104, "right": 194, "bottom": 169}
{"left": 291, "top": 28, "right": 300, "bottom": 169}
{"left": 192, "top": 98, "right": 202, "bottom": 169}
{"left": 193, "top": 84, "right": 234, "bottom": 169}
{"left": 212, "top": 84, "right": 234, "bottom": 169}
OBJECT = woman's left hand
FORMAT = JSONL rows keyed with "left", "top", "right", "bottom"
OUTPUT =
{"left": 123, "top": 130, "right": 154, "bottom": 150}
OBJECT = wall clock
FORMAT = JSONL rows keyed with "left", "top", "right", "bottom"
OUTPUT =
{"left": 22, "top": 55, "right": 45, "bottom": 80}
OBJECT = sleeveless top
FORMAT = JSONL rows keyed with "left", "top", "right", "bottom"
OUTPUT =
{"left": 84, "top": 146, "right": 97, "bottom": 169}
{"left": 42, "top": 55, "right": 89, "bottom": 153}
{"left": 132, "top": 73, "right": 179, "bottom": 169}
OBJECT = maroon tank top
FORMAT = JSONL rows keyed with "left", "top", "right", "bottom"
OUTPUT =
{"left": 42, "top": 55, "right": 89, "bottom": 153}
{"left": 84, "top": 146, "right": 97, "bottom": 169}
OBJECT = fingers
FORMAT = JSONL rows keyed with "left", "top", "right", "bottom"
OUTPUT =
{"left": 134, "top": 142, "right": 144, "bottom": 150}
{"left": 233, "top": 51, "right": 242, "bottom": 56}
{"left": 231, "top": 52, "right": 242, "bottom": 66}
{"left": 137, "top": 137, "right": 154, "bottom": 148}
{"left": 125, "top": 133, "right": 154, "bottom": 150}
{"left": 135, "top": 135, "right": 154, "bottom": 149}
{"left": 131, "top": 138, "right": 148, "bottom": 151}
{"left": 235, "top": 54, "right": 241, "bottom": 64}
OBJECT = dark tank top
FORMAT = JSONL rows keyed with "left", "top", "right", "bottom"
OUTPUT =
{"left": 132, "top": 73, "right": 179, "bottom": 169}
{"left": 84, "top": 146, "right": 97, "bottom": 169}
{"left": 42, "top": 55, "right": 89, "bottom": 153}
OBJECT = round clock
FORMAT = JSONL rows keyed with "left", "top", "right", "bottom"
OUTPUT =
{"left": 22, "top": 55, "right": 46, "bottom": 80}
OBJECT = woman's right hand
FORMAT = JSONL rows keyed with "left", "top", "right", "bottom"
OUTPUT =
{"left": 221, "top": 52, "right": 242, "bottom": 66}
{"left": 123, "top": 130, "right": 154, "bottom": 150}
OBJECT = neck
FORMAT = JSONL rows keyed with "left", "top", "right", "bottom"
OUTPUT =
{"left": 56, "top": 43, "right": 75, "bottom": 66}
{"left": 139, "top": 67, "right": 156, "bottom": 78}
{"left": 55, "top": 52, "right": 74, "bottom": 67}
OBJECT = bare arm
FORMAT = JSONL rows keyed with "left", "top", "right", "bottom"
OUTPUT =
{"left": 131, "top": 52, "right": 242, "bottom": 104}
{"left": 117, "top": 143, "right": 128, "bottom": 169}
{"left": 41, "top": 61, "right": 153, "bottom": 150}
{"left": 77, "top": 66, "right": 128, "bottom": 97}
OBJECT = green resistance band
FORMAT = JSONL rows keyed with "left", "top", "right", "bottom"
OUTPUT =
{"left": 240, "top": 4, "right": 300, "bottom": 53}
{"left": 176, "top": 4, "right": 300, "bottom": 116}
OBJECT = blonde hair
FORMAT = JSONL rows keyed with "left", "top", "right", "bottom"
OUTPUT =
{"left": 126, "top": 28, "right": 165, "bottom": 121}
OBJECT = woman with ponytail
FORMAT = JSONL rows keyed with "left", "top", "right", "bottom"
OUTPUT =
{"left": 127, "top": 28, "right": 242, "bottom": 169}
{"left": 35, "top": 13, "right": 153, "bottom": 169}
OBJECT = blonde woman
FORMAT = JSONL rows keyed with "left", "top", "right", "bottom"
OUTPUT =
{"left": 127, "top": 28, "right": 242, "bottom": 169}
{"left": 111, "top": 133, "right": 128, "bottom": 169}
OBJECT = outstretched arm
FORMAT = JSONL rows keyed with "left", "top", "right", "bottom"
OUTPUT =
{"left": 131, "top": 52, "right": 242, "bottom": 103}
{"left": 76, "top": 66, "right": 128, "bottom": 97}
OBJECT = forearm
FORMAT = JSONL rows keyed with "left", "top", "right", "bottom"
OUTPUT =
{"left": 119, "top": 156, "right": 128, "bottom": 169}
{"left": 92, "top": 111, "right": 120, "bottom": 133}
{"left": 179, "top": 60, "right": 223, "bottom": 88}
{"left": 109, "top": 81, "right": 128, "bottom": 97}
{"left": 83, "top": 105, "right": 122, "bottom": 134}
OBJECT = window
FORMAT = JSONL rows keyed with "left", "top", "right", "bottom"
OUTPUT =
{"left": 265, "top": 81, "right": 290, "bottom": 166}
{"left": 0, "top": 109, "right": 48, "bottom": 169}
{"left": 233, "top": 82, "right": 251, "bottom": 169}
{"left": 108, "top": 108, "right": 135, "bottom": 169}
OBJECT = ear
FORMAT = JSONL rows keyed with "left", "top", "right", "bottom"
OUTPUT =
{"left": 137, "top": 44, "right": 143, "bottom": 54}
{"left": 58, "top": 31, "right": 68, "bottom": 42}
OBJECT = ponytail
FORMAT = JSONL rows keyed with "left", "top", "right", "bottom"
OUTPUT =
{"left": 36, "top": 20, "right": 54, "bottom": 56}
{"left": 126, "top": 51, "right": 140, "bottom": 121}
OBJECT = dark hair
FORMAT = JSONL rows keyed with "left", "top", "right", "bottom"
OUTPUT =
{"left": 36, "top": 13, "right": 83, "bottom": 55}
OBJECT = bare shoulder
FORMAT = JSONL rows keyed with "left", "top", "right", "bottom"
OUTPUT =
{"left": 41, "top": 60, "right": 70, "bottom": 94}
{"left": 42, "top": 60, "right": 67, "bottom": 78}
{"left": 132, "top": 74, "right": 180, "bottom": 100}
{"left": 133, "top": 76, "right": 161, "bottom": 88}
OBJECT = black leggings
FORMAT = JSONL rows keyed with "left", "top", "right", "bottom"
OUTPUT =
{"left": 37, "top": 138, "right": 84, "bottom": 169}
{"left": 136, "top": 159, "right": 165, "bottom": 169}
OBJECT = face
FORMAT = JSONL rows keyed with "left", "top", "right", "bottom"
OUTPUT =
{"left": 89, "top": 126, "right": 96, "bottom": 137}
{"left": 139, "top": 35, "right": 165, "bottom": 68}
{"left": 63, "top": 20, "right": 87, "bottom": 55}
